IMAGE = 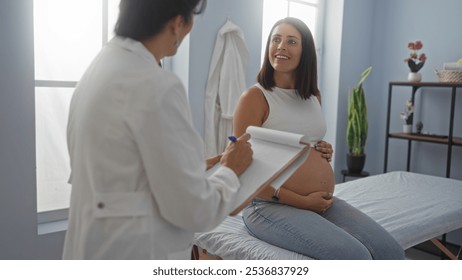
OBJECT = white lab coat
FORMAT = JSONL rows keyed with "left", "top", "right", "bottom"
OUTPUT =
{"left": 63, "top": 36, "right": 241, "bottom": 260}
{"left": 204, "top": 20, "right": 248, "bottom": 157}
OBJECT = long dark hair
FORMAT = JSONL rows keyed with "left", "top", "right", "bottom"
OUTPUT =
{"left": 115, "top": 0, "right": 207, "bottom": 41}
{"left": 258, "top": 17, "right": 319, "bottom": 100}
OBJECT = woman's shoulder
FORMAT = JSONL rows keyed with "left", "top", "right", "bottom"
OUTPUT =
{"left": 240, "top": 85, "right": 266, "bottom": 104}
{"left": 234, "top": 85, "right": 269, "bottom": 126}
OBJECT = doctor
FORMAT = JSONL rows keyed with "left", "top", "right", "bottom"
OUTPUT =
{"left": 63, "top": 0, "right": 252, "bottom": 260}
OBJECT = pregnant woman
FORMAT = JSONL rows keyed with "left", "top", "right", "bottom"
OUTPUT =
{"left": 233, "top": 17, "right": 404, "bottom": 259}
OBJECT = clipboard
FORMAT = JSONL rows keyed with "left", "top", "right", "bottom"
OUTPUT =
{"left": 206, "top": 126, "right": 312, "bottom": 216}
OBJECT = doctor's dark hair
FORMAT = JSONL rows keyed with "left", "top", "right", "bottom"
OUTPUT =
{"left": 115, "top": 0, "right": 207, "bottom": 41}
{"left": 257, "top": 17, "right": 319, "bottom": 100}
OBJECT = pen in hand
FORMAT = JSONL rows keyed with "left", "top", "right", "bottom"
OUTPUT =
{"left": 228, "top": 136, "right": 237, "bottom": 143}
{"left": 222, "top": 133, "right": 253, "bottom": 176}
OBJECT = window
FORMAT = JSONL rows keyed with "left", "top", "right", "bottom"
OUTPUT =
{"left": 33, "top": 0, "right": 120, "bottom": 219}
{"left": 261, "top": 0, "right": 324, "bottom": 67}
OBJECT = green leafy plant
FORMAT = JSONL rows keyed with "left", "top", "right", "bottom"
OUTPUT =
{"left": 347, "top": 66, "right": 372, "bottom": 156}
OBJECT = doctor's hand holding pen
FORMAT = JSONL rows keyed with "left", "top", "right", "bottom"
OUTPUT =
{"left": 206, "top": 133, "right": 253, "bottom": 176}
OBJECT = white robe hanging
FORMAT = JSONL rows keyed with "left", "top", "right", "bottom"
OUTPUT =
{"left": 204, "top": 20, "right": 248, "bottom": 157}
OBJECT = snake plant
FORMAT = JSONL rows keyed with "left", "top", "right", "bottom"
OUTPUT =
{"left": 347, "top": 67, "right": 372, "bottom": 156}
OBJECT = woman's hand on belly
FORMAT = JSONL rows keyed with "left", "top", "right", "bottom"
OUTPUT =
{"left": 273, "top": 187, "right": 333, "bottom": 213}
{"left": 302, "top": 191, "right": 333, "bottom": 213}
{"left": 315, "top": 140, "right": 334, "bottom": 162}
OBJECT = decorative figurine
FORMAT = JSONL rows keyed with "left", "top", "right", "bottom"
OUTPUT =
{"left": 416, "top": 121, "right": 423, "bottom": 134}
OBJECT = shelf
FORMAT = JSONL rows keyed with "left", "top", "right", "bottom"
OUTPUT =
{"left": 389, "top": 81, "right": 462, "bottom": 87}
{"left": 454, "top": 138, "right": 462, "bottom": 146}
{"left": 388, "top": 133, "right": 462, "bottom": 146}
{"left": 385, "top": 82, "right": 461, "bottom": 177}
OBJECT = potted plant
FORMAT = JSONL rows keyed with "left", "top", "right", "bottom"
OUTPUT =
{"left": 346, "top": 66, "right": 372, "bottom": 173}
{"left": 400, "top": 99, "right": 414, "bottom": 133}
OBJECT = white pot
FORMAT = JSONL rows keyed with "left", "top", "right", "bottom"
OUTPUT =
{"left": 408, "top": 72, "right": 422, "bottom": 82}
{"left": 403, "top": 124, "right": 412, "bottom": 133}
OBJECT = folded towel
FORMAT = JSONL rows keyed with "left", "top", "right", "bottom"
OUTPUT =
{"left": 443, "top": 63, "right": 462, "bottom": 70}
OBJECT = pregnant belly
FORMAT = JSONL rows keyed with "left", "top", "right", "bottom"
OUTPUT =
{"left": 282, "top": 149, "right": 335, "bottom": 196}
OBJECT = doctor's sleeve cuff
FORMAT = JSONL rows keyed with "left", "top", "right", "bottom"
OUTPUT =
{"left": 211, "top": 165, "right": 241, "bottom": 191}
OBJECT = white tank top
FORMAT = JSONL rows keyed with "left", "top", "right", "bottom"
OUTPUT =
{"left": 255, "top": 83, "right": 326, "bottom": 146}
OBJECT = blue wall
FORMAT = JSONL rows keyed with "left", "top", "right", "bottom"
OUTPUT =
{"left": 329, "top": 0, "right": 377, "bottom": 179}
{"left": 374, "top": 0, "right": 462, "bottom": 179}
{"left": 318, "top": 0, "right": 343, "bottom": 170}
{"left": 188, "top": 0, "right": 263, "bottom": 136}
{"left": 331, "top": 0, "right": 462, "bottom": 181}
{"left": 0, "top": 0, "right": 65, "bottom": 259}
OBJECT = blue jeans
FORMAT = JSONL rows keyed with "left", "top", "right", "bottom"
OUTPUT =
{"left": 242, "top": 198, "right": 405, "bottom": 260}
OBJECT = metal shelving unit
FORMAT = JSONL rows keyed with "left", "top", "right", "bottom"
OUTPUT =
{"left": 384, "top": 81, "right": 462, "bottom": 178}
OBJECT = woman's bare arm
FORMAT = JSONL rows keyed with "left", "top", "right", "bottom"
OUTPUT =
{"left": 257, "top": 185, "right": 332, "bottom": 213}
{"left": 233, "top": 87, "right": 268, "bottom": 137}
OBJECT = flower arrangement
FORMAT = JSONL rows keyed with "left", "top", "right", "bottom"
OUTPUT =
{"left": 404, "top": 41, "right": 427, "bottom": 73}
{"left": 400, "top": 99, "right": 414, "bottom": 125}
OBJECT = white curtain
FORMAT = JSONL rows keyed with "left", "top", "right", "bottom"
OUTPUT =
{"left": 204, "top": 20, "right": 248, "bottom": 157}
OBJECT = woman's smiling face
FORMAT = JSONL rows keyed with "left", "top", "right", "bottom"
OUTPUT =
{"left": 269, "top": 23, "right": 302, "bottom": 74}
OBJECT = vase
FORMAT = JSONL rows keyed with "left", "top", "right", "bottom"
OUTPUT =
{"left": 347, "top": 153, "right": 366, "bottom": 174}
{"left": 403, "top": 124, "right": 412, "bottom": 133}
{"left": 408, "top": 72, "right": 422, "bottom": 82}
